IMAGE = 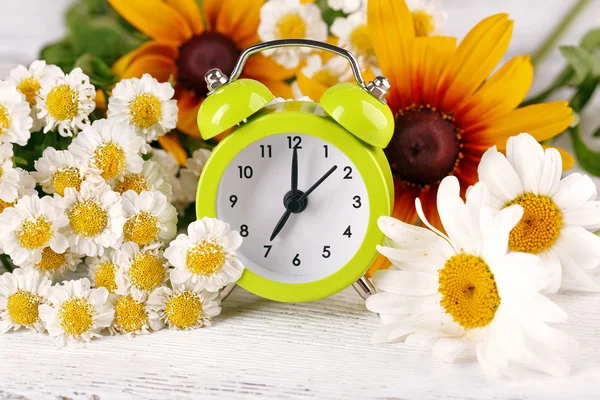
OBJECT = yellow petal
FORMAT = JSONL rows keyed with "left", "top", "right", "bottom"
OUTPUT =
{"left": 158, "top": 134, "right": 188, "bottom": 166}
{"left": 112, "top": 41, "right": 179, "bottom": 77}
{"left": 165, "top": 0, "right": 205, "bottom": 35}
{"left": 120, "top": 54, "right": 178, "bottom": 83}
{"left": 296, "top": 71, "right": 329, "bottom": 101}
{"left": 260, "top": 78, "right": 293, "bottom": 99}
{"left": 244, "top": 54, "right": 296, "bottom": 81}
{"left": 176, "top": 90, "right": 202, "bottom": 137}
{"left": 215, "top": 0, "right": 263, "bottom": 46}
{"left": 411, "top": 36, "right": 456, "bottom": 106}
{"left": 543, "top": 145, "right": 575, "bottom": 171}
{"left": 202, "top": 0, "right": 224, "bottom": 31}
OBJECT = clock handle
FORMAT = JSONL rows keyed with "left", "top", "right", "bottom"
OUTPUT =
{"left": 204, "top": 39, "right": 390, "bottom": 101}
{"left": 352, "top": 275, "right": 377, "bottom": 300}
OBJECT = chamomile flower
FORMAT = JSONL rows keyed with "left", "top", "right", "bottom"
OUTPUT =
{"left": 121, "top": 190, "right": 177, "bottom": 247}
{"left": 0, "top": 167, "right": 36, "bottom": 216}
{"left": 0, "top": 268, "right": 51, "bottom": 333}
{"left": 165, "top": 218, "right": 244, "bottom": 291}
{"left": 328, "top": 0, "right": 364, "bottom": 13}
{"left": 147, "top": 280, "right": 221, "bottom": 331}
{"left": 367, "top": 176, "right": 575, "bottom": 378}
{"left": 0, "top": 81, "right": 32, "bottom": 146}
{"left": 60, "top": 182, "right": 125, "bottom": 257}
{"left": 0, "top": 195, "right": 68, "bottom": 266}
{"left": 476, "top": 133, "right": 600, "bottom": 293}
{"left": 22, "top": 247, "right": 83, "bottom": 279}
{"left": 179, "top": 149, "right": 211, "bottom": 202}
{"left": 39, "top": 278, "right": 113, "bottom": 348}
{"left": 32, "top": 147, "right": 102, "bottom": 196}
{"left": 258, "top": 0, "right": 328, "bottom": 68}
{"left": 37, "top": 67, "right": 96, "bottom": 137}
{"left": 331, "top": 11, "right": 377, "bottom": 72}
{"left": 406, "top": 0, "right": 447, "bottom": 37}
{"left": 107, "top": 74, "right": 178, "bottom": 142}
{"left": 115, "top": 243, "right": 169, "bottom": 299}
{"left": 292, "top": 54, "right": 353, "bottom": 100}
{"left": 113, "top": 159, "right": 173, "bottom": 200}
{"left": 7, "top": 60, "right": 62, "bottom": 131}
{"left": 150, "top": 149, "right": 186, "bottom": 209}
{"left": 87, "top": 248, "right": 121, "bottom": 294}
{"left": 109, "top": 291, "right": 151, "bottom": 336}
{"left": 68, "top": 119, "right": 144, "bottom": 181}
{"left": 0, "top": 143, "right": 20, "bottom": 204}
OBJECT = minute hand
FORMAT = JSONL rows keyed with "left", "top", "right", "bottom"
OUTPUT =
{"left": 297, "top": 165, "right": 338, "bottom": 202}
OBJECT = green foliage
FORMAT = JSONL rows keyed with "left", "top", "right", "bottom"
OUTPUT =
{"left": 559, "top": 46, "right": 596, "bottom": 85}
{"left": 570, "top": 126, "right": 600, "bottom": 176}
{"left": 316, "top": 0, "right": 347, "bottom": 27}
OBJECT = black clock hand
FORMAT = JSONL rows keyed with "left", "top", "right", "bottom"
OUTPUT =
{"left": 270, "top": 209, "right": 292, "bottom": 241}
{"left": 297, "top": 165, "right": 338, "bottom": 202}
{"left": 291, "top": 147, "right": 298, "bottom": 199}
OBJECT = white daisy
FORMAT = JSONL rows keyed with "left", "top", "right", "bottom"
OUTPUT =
{"left": 476, "top": 133, "right": 600, "bottom": 293}
{"left": 87, "top": 248, "right": 121, "bottom": 294}
{"left": 39, "top": 278, "right": 113, "bottom": 348}
{"left": 331, "top": 11, "right": 377, "bottom": 72}
{"left": 115, "top": 242, "right": 169, "bottom": 299}
{"left": 406, "top": 0, "right": 447, "bottom": 37}
{"left": 21, "top": 247, "right": 83, "bottom": 279}
{"left": 32, "top": 147, "right": 102, "bottom": 196}
{"left": 113, "top": 159, "right": 173, "bottom": 200}
{"left": 0, "top": 142, "right": 20, "bottom": 204}
{"left": 37, "top": 67, "right": 96, "bottom": 137}
{"left": 292, "top": 54, "right": 353, "bottom": 99}
{"left": 179, "top": 148, "right": 211, "bottom": 203}
{"left": 0, "top": 195, "right": 68, "bottom": 266}
{"left": 147, "top": 280, "right": 221, "bottom": 331}
{"left": 165, "top": 218, "right": 244, "bottom": 291}
{"left": 0, "top": 267, "right": 51, "bottom": 333}
{"left": 68, "top": 119, "right": 144, "bottom": 181}
{"left": 366, "top": 176, "right": 575, "bottom": 378}
{"left": 328, "top": 0, "right": 364, "bottom": 14}
{"left": 0, "top": 81, "right": 32, "bottom": 146}
{"left": 107, "top": 74, "right": 178, "bottom": 143}
{"left": 7, "top": 60, "right": 63, "bottom": 132}
{"left": 109, "top": 291, "right": 151, "bottom": 336}
{"left": 121, "top": 190, "right": 177, "bottom": 247}
{"left": 149, "top": 148, "right": 186, "bottom": 209}
{"left": 0, "top": 167, "right": 36, "bottom": 216}
{"left": 258, "top": 0, "right": 328, "bottom": 68}
{"left": 60, "top": 181, "right": 125, "bottom": 257}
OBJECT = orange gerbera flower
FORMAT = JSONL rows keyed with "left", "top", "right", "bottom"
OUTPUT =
{"left": 108, "top": 0, "right": 294, "bottom": 158}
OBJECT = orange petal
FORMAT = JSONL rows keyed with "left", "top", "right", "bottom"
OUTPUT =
{"left": 411, "top": 36, "right": 456, "bottom": 106}
{"left": 464, "top": 101, "right": 574, "bottom": 147}
{"left": 215, "top": 0, "right": 263, "bottom": 45}
{"left": 366, "top": 254, "right": 392, "bottom": 277}
{"left": 121, "top": 54, "right": 178, "bottom": 82}
{"left": 244, "top": 54, "right": 296, "bottom": 81}
{"left": 202, "top": 0, "right": 224, "bottom": 30}
{"left": 454, "top": 56, "right": 533, "bottom": 128}
{"left": 108, "top": 0, "right": 192, "bottom": 43}
{"left": 368, "top": 0, "right": 415, "bottom": 110}
{"left": 392, "top": 180, "right": 420, "bottom": 225}
{"left": 296, "top": 72, "right": 329, "bottom": 102}
{"left": 543, "top": 145, "right": 575, "bottom": 171}
{"left": 165, "top": 0, "right": 205, "bottom": 35}
{"left": 177, "top": 90, "right": 203, "bottom": 137}
{"left": 436, "top": 14, "right": 513, "bottom": 113}
{"left": 112, "top": 41, "right": 179, "bottom": 77}
{"left": 94, "top": 89, "right": 107, "bottom": 111}
{"left": 261, "top": 78, "right": 293, "bottom": 99}
{"left": 158, "top": 133, "right": 188, "bottom": 165}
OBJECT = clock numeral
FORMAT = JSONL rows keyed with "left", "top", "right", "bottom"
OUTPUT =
{"left": 323, "top": 144, "right": 329, "bottom": 158}
{"left": 260, "top": 144, "right": 272, "bottom": 158}
{"left": 229, "top": 194, "right": 238, "bottom": 208}
{"left": 263, "top": 245, "right": 272, "bottom": 258}
{"left": 238, "top": 165, "right": 253, "bottom": 179}
{"left": 343, "top": 166, "right": 353, "bottom": 179}
{"left": 343, "top": 225, "right": 353, "bottom": 238}
{"left": 292, "top": 253, "right": 301, "bottom": 266}
{"left": 352, "top": 195, "right": 362, "bottom": 209}
{"left": 322, "top": 245, "right": 331, "bottom": 258}
{"left": 240, "top": 224, "right": 249, "bottom": 237}
{"left": 287, "top": 135, "right": 302, "bottom": 150}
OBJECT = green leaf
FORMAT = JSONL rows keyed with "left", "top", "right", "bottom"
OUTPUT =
{"left": 569, "top": 125, "right": 600, "bottom": 176}
{"left": 12, "top": 156, "right": 28, "bottom": 167}
{"left": 559, "top": 46, "right": 595, "bottom": 85}
{"left": 39, "top": 38, "right": 78, "bottom": 71}
{"left": 74, "top": 53, "right": 118, "bottom": 87}
{"left": 580, "top": 28, "right": 600, "bottom": 51}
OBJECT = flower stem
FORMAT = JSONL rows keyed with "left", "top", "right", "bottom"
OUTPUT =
{"left": 531, "top": 0, "right": 592, "bottom": 66}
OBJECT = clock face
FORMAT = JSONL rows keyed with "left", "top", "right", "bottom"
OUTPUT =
{"left": 216, "top": 133, "right": 370, "bottom": 284}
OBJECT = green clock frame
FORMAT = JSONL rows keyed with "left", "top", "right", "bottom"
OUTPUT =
{"left": 196, "top": 102, "right": 393, "bottom": 302}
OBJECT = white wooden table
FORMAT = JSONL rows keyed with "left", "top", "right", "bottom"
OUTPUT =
{"left": 1, "top": 0, "right": 600, "bottom": 398}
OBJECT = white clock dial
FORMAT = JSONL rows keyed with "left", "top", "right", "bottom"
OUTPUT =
{"left": 215, "top": 133, "right": 370, "bottom": 284}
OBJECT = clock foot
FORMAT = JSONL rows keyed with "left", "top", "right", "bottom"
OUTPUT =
{"left": 220, "top": 283, "right": 237, "bottom": 300}
{"left": 352, "top": 276, "right": 376, "bottom": 300}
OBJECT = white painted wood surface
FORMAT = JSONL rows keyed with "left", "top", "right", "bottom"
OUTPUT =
{"left": 1, "top": 0, "right": 600, "bottom": 399}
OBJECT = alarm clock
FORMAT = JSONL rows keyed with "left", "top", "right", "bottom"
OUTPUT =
{"left": 196, "top": 39, "right": 394, "bottom": 302}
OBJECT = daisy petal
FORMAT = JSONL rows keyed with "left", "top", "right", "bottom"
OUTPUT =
{"left": 562, "top": 201, "right": 600, "bottom": 229}
{"left": 553, "top": 245, "right": 600, "bottom": 292}
{"left": 477, "top": 146, "right": 523, "bottom": 202}
{"left": 506, "top": 133, "right": 545, "bottom": 194}
{"left": 554, "top": 225, "right": 600, "bottom": 270}
{"left": 538, "top": 148, "right": 562, "bottom": 197}
{"left": 432, "top": 338, "right": 470, "bottom": 363}
{"left": 553, "top": 173, "right": 597, "bottom": 212}
{"left": 372, "top": 270, "right": 438, "bottom": 296}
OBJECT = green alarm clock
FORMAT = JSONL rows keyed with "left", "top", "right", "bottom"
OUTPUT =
{"left": 196, "top": 39, "right": 394, "bottom": 303}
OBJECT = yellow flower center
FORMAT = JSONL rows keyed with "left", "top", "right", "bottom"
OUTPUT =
{"left": 128, "top": 253, "right": 165, "bottom": 292}
{"left": 185, "top": 241, "right": 226, "bottom": 276}
{"left": 17, "top": 77, "right": 41, "bottom": 107}
{"left": 438, "top": 254, "right": 500, "bottom": 329}
{"left": 113, "top": 294, "right": 148, "bottom": 333}
{"left": 115, "top": 174, "right": 150, "bottom": 195}
{"left": 7, "top": 290, "right": 40, "bottom": 325}
{"left": 36, "top": 247, "right": 67, "bottom": 271}
{"left": 0, "top": 104, "right": 10, "bottom": 135}
{"left": 349, "top": 24, "right": 374, "bottom": 59}
{"left": 52, "top": 167, "right": 82, "bottom": 196}
{"left": 412, "top": 10, "right": 435, "bottom": 37}
{"left": 93, "top": 262, "right": 118, "bottom": 293}
{"left": 68, "top": 199, "right": 108, "bottom": 238}
{"left": 0, "top": 199, "right": 15, "bottom": 214}
{"left": 165, "top": 291, "right": 203, "bottom": 329}
{"left": 129, "top": 93, "right": 162, "bottom": 129}
{"left": 16, "top": 216, "right": 53, "bottom": 250}
{"left": 276, "top": 13, "right": 307, "bottom": 39}
{"left": 58, "top": 297, "right": 94, "bottom": 337}
{"left": 123, "top": 211, "right": 159, "bottom": 246}
{"left": 46, "top": 84, "right": 79, "bottom": 121}
{"left": 507, "top": 193, "right": 563, "bottom": 254}
{"left": 93, "top": 142, "right": 126, "bottom": 180}
{"left": 312, "top": 69, "right": 340, "bottom": 87}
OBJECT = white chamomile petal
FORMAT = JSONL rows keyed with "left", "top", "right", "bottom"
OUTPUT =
{"left": 293, "top": 55, "right": 353, "bottom": 99}
{"left": 109, "top": 290, "right": 151, "bottom": 336}
{"left": 87, "top": 248, "right": 121, "bottom": 294}
{"left": 114, "top": 242, "right": 169, "bottom": 299}
{"left": 107, "top": 74, "right": 177, "bottom": 142}
{"left": 406, "top": 0, "right": 447, "bottom": 37}
{"left": 331, "top": 11, "right": 377, "bottom": 71}
{"left": 0, "top": 81, "right": 32, "bottom": 146}
{"left": 20, "top": 247, "right": 83, "bottom": 280}
{"left": 328, "top": 0, "right": 363, "bottom": 13}
{"left": 121, "top": 190, "right": 177, "bottom": 246}
{"left": 0, "top": 143, "right": 20, "bottom": 204}
{"left": 179, "top": 148, "right": 211, "bottom": 203}
{"left": 113, "top": 159, "right": 173, "bottom": 200}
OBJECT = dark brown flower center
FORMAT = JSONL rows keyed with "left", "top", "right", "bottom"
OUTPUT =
{"left": 177, "top": 32, "right": 240, "bottom": 97}
{"left": 385, "top": 108, "right": 461, "bottom": 186}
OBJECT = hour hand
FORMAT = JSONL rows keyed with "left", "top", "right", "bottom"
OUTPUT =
{"left": 270, "top": 209, "right": 292, "bottom": 241}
